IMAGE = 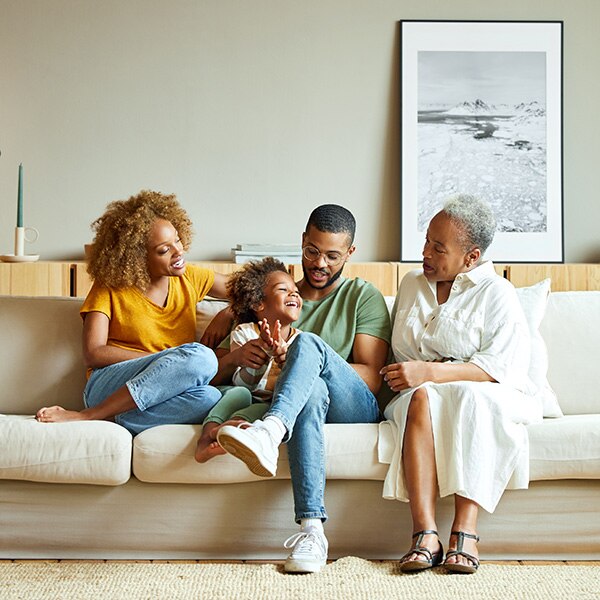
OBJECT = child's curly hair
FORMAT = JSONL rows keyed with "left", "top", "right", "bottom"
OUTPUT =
{"left": 227, "top": 257, "right": 290, "bottom": 324}
{"left": 87, "top": 189, "right": 194, "bottom": 290}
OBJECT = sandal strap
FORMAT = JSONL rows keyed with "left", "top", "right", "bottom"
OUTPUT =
{"left": 400, "top": 546, "right": 434, "bottom": 563}
{"left": 450, "top": 530, "right": 479, "bottom": 543}
{"left": 412, "top": 529, "right": 439, "bottom": 538}
{"left": 445, "top": 549, "right": 480, "bottom": 567}
{"left": 411, "top": 529, "right": 439, "bottom": 547}
{"left": 412, "top": 530, "right": 439, "bottom": 551}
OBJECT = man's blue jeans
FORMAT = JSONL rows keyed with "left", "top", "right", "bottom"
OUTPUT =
{"left": 83, "top": 342, "right": 221, "bottom": 435}
{"left": 265, "top": 333, "right": 381, "bottom": 522}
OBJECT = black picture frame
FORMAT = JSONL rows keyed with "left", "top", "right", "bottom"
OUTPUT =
{"left": 400, "top": 20, "right": 564, "bottom": 263}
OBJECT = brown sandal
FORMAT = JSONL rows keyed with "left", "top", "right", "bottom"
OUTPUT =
{"left": 444, "top": 531, "right": 480, "bottom": 574}
{"left": 399, "top": 529, "right": 444, "bottom": 573}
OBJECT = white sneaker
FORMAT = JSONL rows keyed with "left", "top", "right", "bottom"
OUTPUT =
{"left": 283, "top": 527, "right": 328, "bottom": 573}
{"left": 216, "top": 422, "right": 279, "bottom": 477}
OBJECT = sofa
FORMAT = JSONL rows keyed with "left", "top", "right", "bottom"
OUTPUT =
{"left": 1, "top": 273, "right": 599, "bottom": 560}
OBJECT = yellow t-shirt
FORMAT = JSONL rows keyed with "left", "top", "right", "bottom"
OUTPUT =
{"left": 80, "top": 265, "right": 215, "bottom": 355}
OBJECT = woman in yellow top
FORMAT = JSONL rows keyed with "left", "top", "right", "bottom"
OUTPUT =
{"left": 36, "top": 190, "right": 229, "bottom": 434}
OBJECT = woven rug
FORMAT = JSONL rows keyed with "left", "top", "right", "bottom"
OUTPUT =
{"left": 1, "top": 557, "right": 599, "bottom": 599}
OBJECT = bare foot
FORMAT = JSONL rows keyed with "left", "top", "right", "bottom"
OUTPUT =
{"left": 36, "top": 406, "right": 89, "bottom": 423}
{"left": 197, "top": 440, "right": 227, "bottom": 462}
{"left": 195, "top": 422, "right": 223, "bottom": 462}
{"left": 195, "top": 419, "right": 249, "bottom": 462}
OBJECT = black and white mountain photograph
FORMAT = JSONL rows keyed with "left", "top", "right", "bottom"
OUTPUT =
{"left": 417, "top": 51, "right": 547, "bottom": 234}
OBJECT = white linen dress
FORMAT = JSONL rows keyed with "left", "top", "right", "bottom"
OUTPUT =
{"left": 382, "top": 262, "right": 543, "bottom": 513}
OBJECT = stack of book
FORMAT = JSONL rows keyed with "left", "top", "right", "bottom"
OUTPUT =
{"left": 231, "top": 243, "right": 302, "bottom": 265}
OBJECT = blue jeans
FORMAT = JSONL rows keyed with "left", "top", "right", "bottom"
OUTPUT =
{"left": 83, "top": 342, "right": 221, "bottom": 435}
{"left": 265, "top": 332, "right": 381, "bottom": 522}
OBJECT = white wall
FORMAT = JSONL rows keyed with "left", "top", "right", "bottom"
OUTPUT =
{"left": 1, "top": 0, "right": 599, "bottom": 262}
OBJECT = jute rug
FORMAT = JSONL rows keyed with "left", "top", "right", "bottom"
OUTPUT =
{"left": 1, "top": 557, "right": 599, "bottom": 600}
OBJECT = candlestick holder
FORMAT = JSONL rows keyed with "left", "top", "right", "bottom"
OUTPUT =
{"left": 0, "top": 226, "right": 40, "bottom": 263}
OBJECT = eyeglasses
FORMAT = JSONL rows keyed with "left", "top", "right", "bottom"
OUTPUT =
{"left": 302, "top": 245, "right": 347, "bottom": 267}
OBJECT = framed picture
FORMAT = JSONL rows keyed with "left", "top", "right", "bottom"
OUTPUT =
{"left": 400, "top": 20, "right": 564, "bottom": 263}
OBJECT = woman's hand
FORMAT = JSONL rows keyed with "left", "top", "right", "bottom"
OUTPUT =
{"left": 380, "top": 360, "right": 494, "bottom": 392}
{"left": 200, "top": 307, "right": 235, "bottom": 349}
{"left": 380, "top": 361, "right": 432, "bottom": 392}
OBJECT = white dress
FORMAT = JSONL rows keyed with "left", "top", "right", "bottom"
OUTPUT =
{"left": 382, "top": 262, "right": 543, "bottom": 513}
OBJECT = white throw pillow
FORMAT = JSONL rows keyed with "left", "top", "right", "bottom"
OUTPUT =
{"left": 196, "top": 298, "right": 230, "bottom": 341}
{"left": 515, "top": 279, "right": 563, "bottom": 418}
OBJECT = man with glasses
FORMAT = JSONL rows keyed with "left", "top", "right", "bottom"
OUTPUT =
{"left": 214, "top": 204, "right": 391, "bottom": 573}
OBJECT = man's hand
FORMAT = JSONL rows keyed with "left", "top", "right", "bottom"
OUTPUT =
{"left": 380, "top": 361, "right": 432, "bottom": 392}
{"left": 232, "top": 338, "right": 271, "bottom": 370}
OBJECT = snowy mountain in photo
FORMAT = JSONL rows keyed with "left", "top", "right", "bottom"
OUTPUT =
{"left": 442, "top": 99, "right": 497, "bottom": 116}
{"left": 431, "top": 99, "right": 546, "bottom": 119}
{"left": 513, "top": 101, "right": 546, "bottom": 124}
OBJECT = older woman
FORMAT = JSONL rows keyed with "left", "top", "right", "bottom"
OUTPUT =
{"left": 381, "top": 195, "right": 542, "bottom": 574}
{"left": 36, "top": 190, "right": 229, "bottom": 434}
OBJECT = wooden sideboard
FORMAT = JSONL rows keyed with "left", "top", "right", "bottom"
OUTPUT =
{"left": 0, "top": 262, "right": 71, "bottom": 297}
{"left": 506, "top": 264, "right": 600, "bottom": 291}
{"left": 1, "top": 261, "right": 599, "bottom": 297}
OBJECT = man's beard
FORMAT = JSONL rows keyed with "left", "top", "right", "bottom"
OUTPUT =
{"left": 302, "top": 264, "right": 344, "bottom": 290}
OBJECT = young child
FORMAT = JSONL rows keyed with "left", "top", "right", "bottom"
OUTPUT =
{"left": 195, "top": 257, "right": 302, "bottom": 462}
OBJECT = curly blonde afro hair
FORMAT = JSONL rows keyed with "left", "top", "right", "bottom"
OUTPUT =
{"left": 87, "top": 189, "right": 194, "bottom": 290}
{"left": 226, "top": 257, "right": 290, "bottom": 324}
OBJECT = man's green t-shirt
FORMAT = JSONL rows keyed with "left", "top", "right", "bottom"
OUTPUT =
{"left": 294, "top": 277, "right": 391, "bottom": 362}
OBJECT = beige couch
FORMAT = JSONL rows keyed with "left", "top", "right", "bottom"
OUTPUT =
{"left": 1, "top": 285, "right": 599, "bottom": 560}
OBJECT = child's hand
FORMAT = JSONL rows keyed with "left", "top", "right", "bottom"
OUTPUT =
{"left": 270, "top": 320, "right": 288, "bottom": 365}
{"left": 258, "top": 319, "right": 274, "bottom": 351}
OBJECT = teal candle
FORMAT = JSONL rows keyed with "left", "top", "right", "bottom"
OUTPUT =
{"left": 17, "top": 163, "right": 23, "bottom": 228}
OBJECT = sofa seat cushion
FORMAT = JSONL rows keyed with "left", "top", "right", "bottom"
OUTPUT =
{"left": 378, "top": 417, "right": 600, "bottom": 483}
{"left": 528, "top": 415, "right": 600, "bottom": 481}
{"left": 0, "top": 416, "right": 132, "bottom": 485}
{"left": 133, "top": 423, "right": 387, "bottom": 483}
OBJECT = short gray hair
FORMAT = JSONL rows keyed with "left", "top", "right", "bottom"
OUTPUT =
{"left": 442, "top": 195, "right": 496, "bottom": 255}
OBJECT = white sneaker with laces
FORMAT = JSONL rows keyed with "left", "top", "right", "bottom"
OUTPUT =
{"left": 284, "top": 527, "right": 328, "bottom": 573}
{"left": 216, "top": 421, "right": 279, "bottom": 477}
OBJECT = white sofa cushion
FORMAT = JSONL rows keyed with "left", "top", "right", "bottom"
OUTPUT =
{"left": 528, "top": 415, "right": 600, "bottom": 480}
{"left": 0, "top": 416, "right": 132, "bottom": 485}
{"left": 539, "top": 291, "right": 600, "bottom": 415}
{"left": 379, "top": 417, "right": 600, "bottom": 482}
{"left": 514, "top": 279, "right": 562, "bottom": 418}
{"left": 138, "top": 415, "right": 600, "bottom": 485}
{"left": 133, "top": 423, "right": 387, "bottom": 483}
{"left": 196, "top": 298, "right": 229, "bottom": 341}
{"left": 0, "top": 296, "right": 85, "bottom": 414}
